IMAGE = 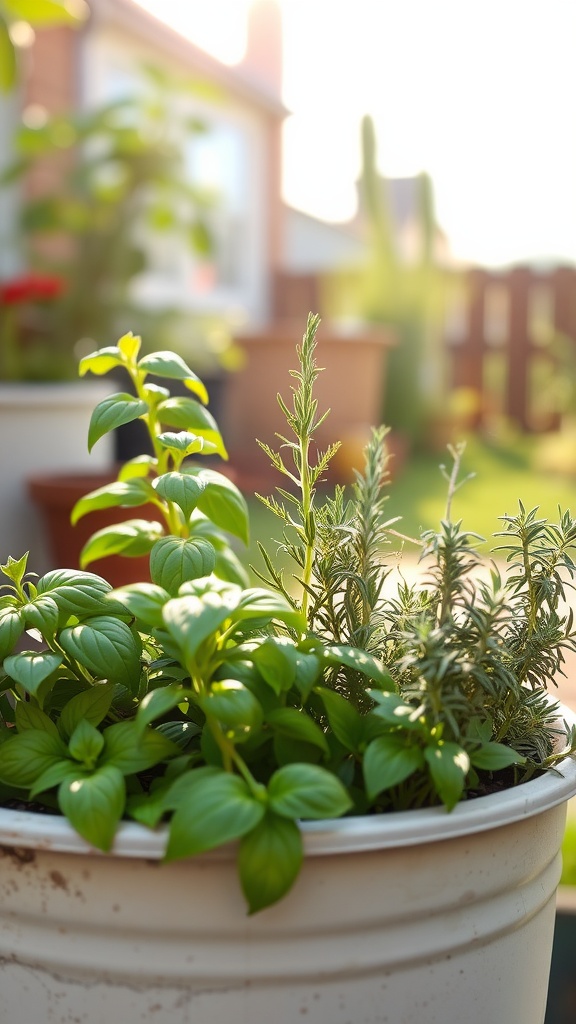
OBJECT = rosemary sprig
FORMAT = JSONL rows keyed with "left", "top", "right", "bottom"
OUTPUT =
{"left": 252, "top": 313, "right": 339, "bottom": 627}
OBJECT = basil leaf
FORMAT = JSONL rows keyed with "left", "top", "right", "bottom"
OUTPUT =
{"left": 363, "top": 735, "right": 425, "bottom": 800}
{"left": 424, "top": 743, "right": 470, "bottom": 810}
{"left": 268, "top": 763, "right": 352, "bottom": 819}
{"left": 165, "top": 771, "right": 265, "bottom": 860}
{"left": 238, "top": 812, "right": 303, "bottom": 914}
{"left": 58, "top": 764, "right": 125, "bottom": 851}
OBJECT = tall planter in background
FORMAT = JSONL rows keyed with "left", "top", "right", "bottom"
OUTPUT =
{"left": 0, "top": 381, "right": 113, "bottom": 574}
{"left": 26, "top": 468, "right": 163, "bottom": 586}
{"left": 222, "top": 321, "right": 395, "bottom": 487}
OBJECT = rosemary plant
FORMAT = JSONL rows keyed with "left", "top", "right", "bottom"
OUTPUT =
{"left": 257, "top": 313, "right": 576, "bottom": 808}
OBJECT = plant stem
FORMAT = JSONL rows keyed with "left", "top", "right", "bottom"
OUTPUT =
{"left": 444, "top": 443, "right": 464, "bottom": 522}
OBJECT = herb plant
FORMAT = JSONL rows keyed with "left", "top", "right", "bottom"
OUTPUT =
{"left": 0, "top": 313, "right": 575, "bottom": 914}
{"left": 72, "top": 331, "right": 250, "bottom": 587}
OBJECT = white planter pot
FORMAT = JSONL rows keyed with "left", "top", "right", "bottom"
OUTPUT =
{"left": 0, "top": 382, "right": 114, "bottom": 574}
{"left": 1, "top": 710, "right": 575, "bottom": 1024}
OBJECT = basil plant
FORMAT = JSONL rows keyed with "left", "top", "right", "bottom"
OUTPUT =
{"left": 0, "top": 318, "right": 575, "bottom": 914}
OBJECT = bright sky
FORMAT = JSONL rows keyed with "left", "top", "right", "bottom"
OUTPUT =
{"left": 134, "top": 0, "right": 576, "bottom": 268}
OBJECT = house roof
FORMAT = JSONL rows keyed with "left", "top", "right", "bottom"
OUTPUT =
{"left": 282, "top": 205, "right": 366, "bottom": 274}
{"left": 87, "top": 0, "right": 288, "bottom": 117}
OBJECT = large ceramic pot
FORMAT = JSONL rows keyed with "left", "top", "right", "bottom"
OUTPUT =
{"left": 1, "top": 709, "right": 575, "bottom": 1024}
{"left": 0, "top": 382, "right": 114, "bottom": 575}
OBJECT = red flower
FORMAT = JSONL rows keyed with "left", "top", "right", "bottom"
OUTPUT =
{"left": 0, "top": 273, "right": 66, "bottom": 305}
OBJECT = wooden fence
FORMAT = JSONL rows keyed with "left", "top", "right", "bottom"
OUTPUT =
{"left": 274, "top": 264, "right": 576, "bottom": 434}
{"left": 447, "top": 266, "right": 576, "bottom": 432}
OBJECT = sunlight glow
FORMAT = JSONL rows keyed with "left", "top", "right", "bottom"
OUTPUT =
{"left": 132, "top": 0, "right": 576, "bottom": 268}
{"left": 132, "top": 0, "right": 250, "bottom": 64}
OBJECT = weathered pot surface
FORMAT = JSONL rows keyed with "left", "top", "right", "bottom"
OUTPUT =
{"left": 0, "top": 707, "right": 575, "bottom": 1024}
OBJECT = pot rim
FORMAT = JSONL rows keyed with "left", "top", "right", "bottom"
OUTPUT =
{"left": 1, "top": 704, "right": 575, "bottom": 860}
{"left": 0, "top": 381, "right": 113, "bottom": 407}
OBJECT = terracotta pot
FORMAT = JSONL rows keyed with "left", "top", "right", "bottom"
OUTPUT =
{"left": 223, "top": 322, "right": 395, "bottom": 489}
{"left": 0, "top": 708, "right": 575, "bottom": 1024}
{"left": 27, "top": 471, "right": 160, "bottom": 587}
{"left": 0, "top": 382, "right": 114, "bottom": 575}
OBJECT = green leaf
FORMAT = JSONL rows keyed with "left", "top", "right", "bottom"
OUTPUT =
{"left": 60, "top": 616, "right": 142, "bottom": 691}
{"left": 266, "top": 708, "right": 330, "bottom": 755}
{"left": 29, "top": 760, "right": 77, "bottom": 799}
{"left": 58, "top": 681, "right": 116, "bottom": 740}
{"left": 71, "top": 479, "right": 156, "bottom": 523}
{"left": 201, "top": 679, "right": 263, "bottom": 737}
{"left": 368, "top": 691, "right": 424, "bottom": 728}
{"left": 139, "top": 351, "right": 208, "bottom": 404}
{"left": 293, "top": 650, "right": 323, "bottom": 700}
{"left": 20, "top": 594, "right": 59, "bottom": 637}
{"left": 79, "top": 347, "right": 124, "bottom": 377}
{"left": 156, "top": 720, "right": 200, "bottom": 749}
{"left": 323, "top": 645, "right": 395, "bottom": 690}
{"left": 469, "top": 741, "right": 526, "bottom": 771}
{"left": 68, "top": 719, "right": 105, "bottom": 767}
{"left": 58, "top": 764, "right": 125, "bottom": 851}
{"left": 238, "top": 812, "right": 303, "bottom": 913}
{"left": 117, "top": 331, "right": 141, "bottom": 361}
{"left": 253, "top": 637, "right": 298, "bottom": 694}
{"left": 101, "top": 720, "right": 179, "bottom": 774}
{"left": 165, "top": 770, "right": 265, "bottom": 860}
{"left": 80, "top": 519, "right": 164, "bottom": 566}
{"left": 160, "top": 764, "right": 219, "bottom": 809}
{"left": 424, "top": 743, "right": 470, "bottom": 811}
{"left": 157, "top": 397, "right": 227, "bottom": 458}
{"left": 212, "top": 545, "right": 250, "bottom": 588}
{"left": 126, "top": 782, "right": 172, "bottom": 828}
{"left": 109, "top": 582, "right": 169, "bottom": 628}
{"left": 188, "top": 468, "right": 249, "bottom": 545}
{"left": 157, "top": 431, "right": 216, "bottom": 457}
{"left": 0, "top": 553, "right": 29, "bottom": 586}
{"left": 0, "top": 730, "right": 68, "bottom": 788}
{"left": 87, "top": 394, "right": 148, "bottom": 452}
{"left": 153, "top": 472, "right": 206, "bottom": 519}
{"left": 3, "top": 0, "right": 87, "bottom": 26}
{"left": 150, "top": 537, "right": 216, "bottom": 592}
{"left": 0, "top": 606, "right": 24, "bottom": 659}
{"left": 363, "top": 736, "right": 425, "bottom": 800}
{"left": 162, "top": 590, "right": 240, "bottom": 663}
{"left": 0, "top": 14, "right": 16, "bottom": 92}
{"left": 273, "top": 734, "right": 323, "bottom": 767}
{"left": 267, "top": 763, "right": 352, "bottom": 819}
{"left": 14, "top": 702, "right": 60, "bottom": 737}
{"left": 36, "top": 569, "right": 113, "bottom": 617}
{"left": 117, "top": 456, "right": 154, "bottom": 482}
{"left": 3, "top": 651, "right": 63, "bottom": 698}
{"left": 316, "top": 686, "right": 364, "bottom": 753}
{"left": 235, "top": 588, "right": 305, "bottom": 632}
{"left": 135, "top": 683, "right": 186, "bottom": 733}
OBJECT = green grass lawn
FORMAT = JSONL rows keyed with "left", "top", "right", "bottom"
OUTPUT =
{"left": 241, "top": 432, "right": 576, "bottom": 576}
{"left": 385, "top": 434, "right": 576, "bottom": 549}
{"left": 561, "top": 812, "right": 576, "bottom": 886}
